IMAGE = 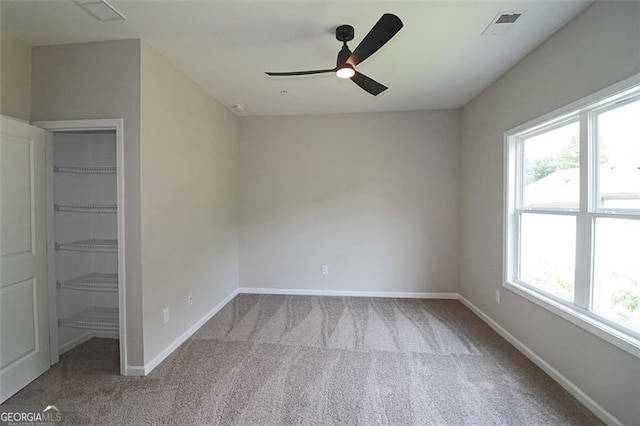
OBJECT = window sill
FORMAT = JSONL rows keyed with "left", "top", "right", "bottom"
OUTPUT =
{"left": 504, "top": 281, "right": 640, "bottom": 360}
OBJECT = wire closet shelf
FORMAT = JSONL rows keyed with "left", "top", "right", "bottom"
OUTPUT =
{"left": 54, "top": 165, "right": 116, "bottom": 174}
{"left": 59, "top": 307, "right": 119, "bottom": 332}
{"left": 56, "top": 239, "right": 118, "bottom": 253}
{"left": 57, "top": 273, "right": 118, "bottom": 292}
{"left": 55, "top": 204, "right": 117, "bottom": 214}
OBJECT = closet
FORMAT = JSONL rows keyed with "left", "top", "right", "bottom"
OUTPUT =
{"left": 50, "top": 129, "right": 121, "bottom": 358}
{"left": 1, "top": 117, "right": 127, "bottom": 403}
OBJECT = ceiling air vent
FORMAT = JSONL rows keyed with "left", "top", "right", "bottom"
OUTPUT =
{"left": 483, "top": 11, "right": 525, "bottom": 35}
{"left": 73, "top": 0, "right": 126, "bottom": 22}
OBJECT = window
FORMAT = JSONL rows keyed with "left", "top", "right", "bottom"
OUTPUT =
{"left": 505, "top": 76, "right": 640, "bottom": 354}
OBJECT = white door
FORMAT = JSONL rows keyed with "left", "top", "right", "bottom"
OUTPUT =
{"left": 0, "top": 116, "right": 50, "bottom": 403}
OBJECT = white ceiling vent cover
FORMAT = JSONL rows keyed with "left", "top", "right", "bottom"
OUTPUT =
{"left": 483, "top": 11, "right": 525, "bottom": 35}
{"left": 74, "top": 0, "right": 126, "bottom": 22}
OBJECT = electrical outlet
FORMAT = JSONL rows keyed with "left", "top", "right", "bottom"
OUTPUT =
{"left": 163, "top": 307, "right": 170, "bottom": 323}
{"left": 495, "top": 290, "right": 501, "bottom": 304}
{"left": 187, "top": 294, "right": 193, "bottom": 306}
{"left": 322, "top": 265, "right": 329, "bottom": 275}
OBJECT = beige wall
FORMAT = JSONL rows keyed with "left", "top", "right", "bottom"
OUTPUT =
{"left": 31, "top": 40, "right": 144, "bottom": 367}
{"left": 0, "top": 34, "right": 31, "bottom": 121}
{"left": 140, "top": 43, "right": 239, "bottom": 364}
{"left": 239, "top": 110, "right": 459, "bottom": 294}
{"left": 460, "top": 2, "right": 640, "bottom": 424}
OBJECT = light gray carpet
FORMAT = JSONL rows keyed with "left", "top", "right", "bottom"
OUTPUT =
{"left": 4, "top": 295, "right": 601, "bottom": 425}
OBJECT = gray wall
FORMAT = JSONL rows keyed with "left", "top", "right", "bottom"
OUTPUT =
{"left": 32, "top": 40, "right": 144, "bottom": 367}
{"left": 460, "top": 2, "right": 640, "bottom": 424}
{"left": 0, "top": 34, "right": 31, "bottom": 121}
{"left": 140, "top": 42, "right": 240, "bottom": 364}
{"left": 239, "top": 110, "right": 460, "bottom": 294}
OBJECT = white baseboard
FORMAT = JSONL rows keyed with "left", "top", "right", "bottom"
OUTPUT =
{"left": 58, "top": 331, "right": 92, "bottom": 355}
{"left": 125, "top": 365, "right": 145, "bottom": 376}
{"left": 58, "top": 330, "right": 119, "bottom": 355}
{"left": 238, "top": 287, "right": 459, "bottom": 299}
{"left": 141, "top": 287, "right": 240, "bottom": 376}
{"left": 458, "top": 296, "right": 622, "bottom": 426}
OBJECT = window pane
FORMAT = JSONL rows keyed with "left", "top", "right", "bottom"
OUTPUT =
{"left": 519, "top": 213, "right": 576, "bottom": 301}
{"left": 523, "top": 121, "right": 580, "bottom": 208}
{"left": 593, "top": 218, "right": 640, "bottom": 333}
{"left": 597, "top": 99, "right": 640, "bottom": 209}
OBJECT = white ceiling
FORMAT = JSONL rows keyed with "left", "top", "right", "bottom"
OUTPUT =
{"left": 1, "top": 1, "right": 592, "bottom": 116}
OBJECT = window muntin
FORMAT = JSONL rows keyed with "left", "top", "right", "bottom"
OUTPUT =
{"left": 506, "top": 83, "right": 640, "bottom": 346}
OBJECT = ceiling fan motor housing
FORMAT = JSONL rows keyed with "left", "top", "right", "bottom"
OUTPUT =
{"left": 335, "top": 25, "right": 355, "bottom": 42}
{"left": 336, "top": 25, "right": 355, "bottom": 65}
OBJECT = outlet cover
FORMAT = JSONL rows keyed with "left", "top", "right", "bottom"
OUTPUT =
{"left": 187, "top": 294, "right": 193, "bottom": 306}
{"left": 322, "top": 265, "right": 329, "bottom": 275}
{"left": 495, "top": 290, "right": 501, "bottom": 304}
{"left": 163, "top": 307, "right": 170, "bottom": 323}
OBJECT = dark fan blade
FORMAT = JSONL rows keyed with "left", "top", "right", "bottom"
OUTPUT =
{"left": 350, "top": 71, "right": 387, "bottom": 96}
{"left": 347, "top": 14, "right": 403, "bottom": 67}
{"left": 265, "top": 69, "right": 335, "bottom": 76}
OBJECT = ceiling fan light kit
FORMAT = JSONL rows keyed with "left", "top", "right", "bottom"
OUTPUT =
{"left": 265, "top": 14, "right": 403, "bottom": 96}
{"left": 336, "top": 64, "right": 355, "bottom": 79}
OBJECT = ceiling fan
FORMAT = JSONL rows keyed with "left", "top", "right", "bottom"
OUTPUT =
{"left": 265, "top": 14, "right": 403, "bottom": 96}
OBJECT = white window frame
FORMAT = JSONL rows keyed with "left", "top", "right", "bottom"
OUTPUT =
{"left": 504, "top": 73, "right": 640, "bottom": 359}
